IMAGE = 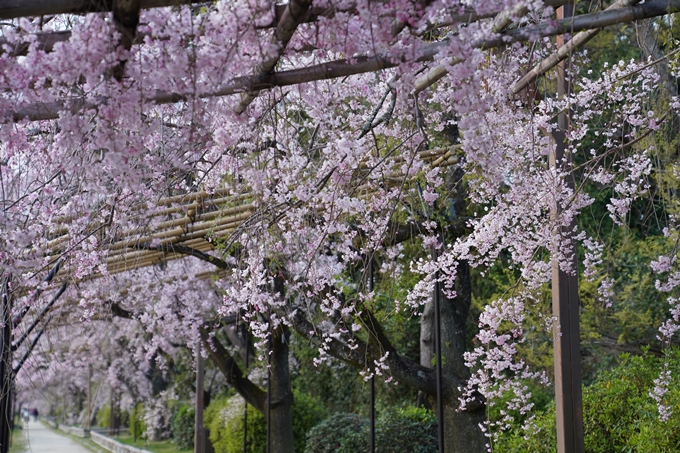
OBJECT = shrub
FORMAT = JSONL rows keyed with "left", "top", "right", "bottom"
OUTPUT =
{"left": 495, "top": 349, "right": 680, "bottom": 453}
{"left": 305, "top": 407, "right": 436, "bottom": 453}
{"left": 304, "top": 413, "right": 367, "bottom": 453}
{"left": 206, "top": 398, "right": 266, "bottom": 453}
{"left": 376, "top": 407, "right": 437, "bottom": 453}
{"left": 170, "top": 404, "right": 195, "bottom": 449}
{"left": 205, "top": 390, "right": 327, "bottom": 453}
{"left": 95, "top": 405, "right": 110, "bottom": 428}
{"left": 130, "top": 403, "right": 147, "bottom": 441}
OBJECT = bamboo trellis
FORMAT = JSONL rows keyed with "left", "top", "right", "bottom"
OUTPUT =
{"left": 39, "top": 145, "right": 459, "bottom": 280}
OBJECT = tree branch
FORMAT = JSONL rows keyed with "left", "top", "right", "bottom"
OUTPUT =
{"left": 234, "top": 0, "right": 313, "bottom": 114}
{"left": 109, "top": 301, "right": 134, "bottom": 319}
{"left": 131, "top": 243, "right": 231, "bottom": 270}
{"left": 513, "top": 0, "right": 641, "bottom": 94}
{"left": 111, "top": 0, "right": 141, "bottom": 80}
{"left": 289, "top": 308, "right": 436, "bottom": 394}
{"left": 201, "top": 331, "right": 266, "bottom": 412}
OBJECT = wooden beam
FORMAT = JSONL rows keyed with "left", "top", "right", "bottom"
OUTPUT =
{"left": 0, "top": 0, "right": 203, "bottom": 20}
{"left": 552, "top": 5, "right": 584, "bottom": 452}
{"left": 7, "top": 0, "right": 680, "bottom": 123}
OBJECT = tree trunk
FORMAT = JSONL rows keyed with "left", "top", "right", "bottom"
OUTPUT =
{"left": 637, "top": 19, "right": 680, "bottom": 136}
{"left": 432, "top": 165, "right": 488, "bottom": 452}
{"left": 418, "top": 298, "right": 434, "bottom": 408}
{"left": 431, "top": 260, "right": 487, "bottom": 453}
{"left": 269, "top": 326, "right": 295, "bottom": 453}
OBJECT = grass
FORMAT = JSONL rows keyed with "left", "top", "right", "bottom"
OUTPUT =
{"left": 114, "top": 434, "right": 192, "bottom": 453}
{"left": 9, "top": 427, "right": 27, "bottom": 453}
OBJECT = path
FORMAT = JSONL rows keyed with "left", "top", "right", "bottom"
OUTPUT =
{"left": 20, "top": 420, "right": 93, "bottom": 453}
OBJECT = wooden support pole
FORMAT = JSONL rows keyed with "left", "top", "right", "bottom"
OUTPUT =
{"left": 194, "top": 344, "right": 205, "bottom": 453}
{"left": 432, "top": 250, "right": 444, "bottom": 453}
{"left": 552, "top": 5, "right": 585, "bottom": 453}
{"left": 368, "top": 259, "right": 375, "bottom": 453}
{"left": 86, "top": 364, "right": 92, "bottom": 430}
{"left": 242, "top": 323, "right": 249, "bottom": 453}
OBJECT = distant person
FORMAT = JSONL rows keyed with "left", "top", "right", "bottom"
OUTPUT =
{"left": 22, "top": 408, "right": 29, "bottom": 424}
{"left": 31, "top": 408, "right": 38, "bottom": 421}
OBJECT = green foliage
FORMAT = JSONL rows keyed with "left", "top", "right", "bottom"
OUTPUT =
{"left": 205, "top": 391, "right": 328, "bottom": 453}
{"left": 583, "top": 350, "right": 680, "bottom": 453}
{"left": 304, "top": 413, "right": 368, "bottom": 453}
{"left": 95, "top": 404, "right": 110, "bottom": 428}
{"left": 291, "top": 392, "right": 329, "bottom": 452}
{"left": 291, "top": 339, "right": 368, "bottom": 414}
{"left": 495, "top": 350, "right": 680, "bottom": 452}
{"left": 129, "top": 403, "right": 146, "bottom": 441}
{"left": 304, "top": 407, "right": 437, "bottom": 453}
{"left": 170, "top": 404, "right": 194, "bottom": 450}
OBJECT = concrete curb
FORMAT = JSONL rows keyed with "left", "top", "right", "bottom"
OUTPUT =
{"left": 42, "top": 420, "right": 152, "bottom": 453}
{"left": 90, "top": 431, "right": 153, "bottom": 453}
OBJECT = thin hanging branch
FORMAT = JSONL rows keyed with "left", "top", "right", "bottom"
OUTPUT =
{"left": 13, "top": 313, "right": 53, "bottom": 375}
{"left": 0, "top": 3, "right": 352, "bottom": 57}
{"left": 12, "top": 282, "right": 67, "bottom": 352}
{"left": 12, "top": 257, "right": 64, "bottom": 328}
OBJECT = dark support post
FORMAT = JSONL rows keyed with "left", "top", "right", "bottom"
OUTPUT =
{"left": 109, "top": 389, "right": 116, "bottom": 435}
{"left": 87, "top": 364, "right": 92, "bottom": 430}
{"left": 194, "top": 344, "right": 205, "bottom": 453}
{"left": 553, "top": 4, "right": 585, "bottom": 453}
{"left": 243, "top": 324, "right": 249, "bottom": 453}
{"left": 266, "top": 335, "right": 271, "bottom": 453}
{"left": 368, "top": 259, "right": 375, "bottom": 453}
{"left": 432, "top": 250, "right": 444, "bottom": 453}
{"left": 0, "top": 279, "right": 11, "bottom": 453}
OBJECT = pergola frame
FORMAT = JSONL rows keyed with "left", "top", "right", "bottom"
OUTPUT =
{"left": 2, "top": 0, "right": 677, "bottom": 452}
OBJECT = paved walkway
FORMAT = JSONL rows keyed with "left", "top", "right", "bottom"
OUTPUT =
{"left": 21, "top": 420, "right": 93, "bottom": 453}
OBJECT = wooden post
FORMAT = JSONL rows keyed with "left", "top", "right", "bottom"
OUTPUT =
{"left": 552, "top": 4, "right": 585, "bottom": 453}
{"left": 86, "top": 365, "right": 92, "bottom": 431}
{"left": 194, "top": 345, "right": 205, "bottom": 453}
{"left": 242, "top": 323, "right": 249, "bottom": 453}
{"left": 368, "top": 259, "right": 375, "bottom": 453}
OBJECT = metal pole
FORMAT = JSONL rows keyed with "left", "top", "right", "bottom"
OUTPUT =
{"left": 0, "top": 279, "right": 11, "bottom": 453}
{"left": 432, "top": 249, "right": 444, "bottom": 453}
{"left": 266, "top": 334, "right": 271, "bottom": 453}
{"left": 368, "top": 259, "right": 375, "bottom": 453}
{"left": 242, "top": 324, "right": 249, "bottom": 453}
{"left": 86, "top": 365, "right": 92, "bottom": 431}
{"left": 553, "top": 5, "right": 584, "bottom": 453}
{"left": 194, "top": 345, "right": 205, "bottom": 453}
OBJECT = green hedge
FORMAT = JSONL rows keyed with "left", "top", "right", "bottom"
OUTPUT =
{"left": 304, "top": 407, "right": 437, "bottom": 453}
{"left": 95, "top": 404, "right": 110, "bottom": 428}
{"left": 129, "top": 403, "right": 146, "bottom": 441}
{"left": 171, "top": 405, "right": 195, "bottom": 449}
{"left": 495, "top": 349, "right": 680, "bottom": 452}
{"left": 205, "top": 391, "right": 328, "bottom": 453}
